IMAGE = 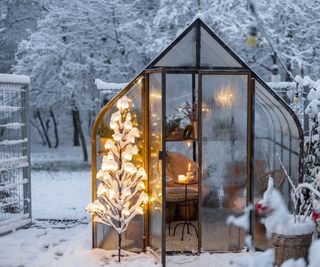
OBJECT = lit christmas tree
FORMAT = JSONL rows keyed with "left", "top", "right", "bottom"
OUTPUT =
{"left": 87, "top": 95, "right": 148, "bottom": 262}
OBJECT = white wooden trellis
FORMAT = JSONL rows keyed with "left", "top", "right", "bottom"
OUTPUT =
{"left": 0, "top": 74, "right": 31, "bottom": 235}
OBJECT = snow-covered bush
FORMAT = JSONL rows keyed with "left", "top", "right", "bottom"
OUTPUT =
{"left": 0, "top": 170, "right": 20, "bottom": 214}
{"left": 257, "top": 175, "right": 316, "bottom": 237}
{"left": 303, "top": 78, "right": 320, "bottom": 233}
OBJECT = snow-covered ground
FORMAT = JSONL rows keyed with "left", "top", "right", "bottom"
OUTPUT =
{"left": 0, "top": 146, "right": 247, "bottom": 266}
{"left": 32, "top": 170, "right": 90, "bottom": 220}
{"left": 0, "top": 222, "right": 246, "bottom": 267}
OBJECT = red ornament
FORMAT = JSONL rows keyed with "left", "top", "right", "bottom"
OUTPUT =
{"left": 255, "top": 203, "right": 266, "bottom": 215}
{"left": 312, "top": 210, "right": 320, "bottom": 222}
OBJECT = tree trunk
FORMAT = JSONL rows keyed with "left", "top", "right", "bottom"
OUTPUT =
{"left": 285, "top": 62, "right": 292, "bottom": 81}
{"left": 50, "top": 108, "right": 59, "bottom": 148}
{"left": 74, "top": 107, "right": 88, "bottom": 162}
{"left": 118, "top": 232, "right": 121, "bottom": 262}
{"left": 72, "top": 108, "right": 80, "bottom": 146}
{"left": 30, "top": 120, "right": 46, "bottom": 146}
{"left": 88, "top": 110, "right": 92, "bottom": 136}
{"left": 36, "top": 108, "right": 51, "bottom": 148}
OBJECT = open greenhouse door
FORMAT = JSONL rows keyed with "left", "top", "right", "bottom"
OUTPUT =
{"left": 147, "top": 71, "right": 166, "bottom": 264}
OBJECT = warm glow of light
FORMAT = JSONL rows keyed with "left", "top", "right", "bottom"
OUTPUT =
{"left": 178, "top": 174, "right": 186, "bottom": 183}
{"left": 141, "top": 193, "right": 148, "bottom": 203}
{"left": 108, "top": 189, "right": 116, "bottom": 199}
{"left": 188, "top": 163, "right": 191, "bottom": 172}
{"left": 187, "top": 141, "right": 192, "bottom": 148}
{"left": 137, "top": 181, "right": 145, "bottom": 190}
{"left": 136, "top": 206, "right": 143, "bottom": 214}
{"left": 202, "top": 103, "right": 210, "bottom": 113}
{"left": 122, "top": 208, "right": 130, "bottom": 216}
{"left": 137, "top": 76, "right": 144, "bottom": 84}
{"left": 104, "top": 139, "right": 113, "bottom": 149}
{"left": 215, "top": 88, "right": 234, "bottom": 108}
{"left": 150, "top": 93, "right": 161, "bottom": 99}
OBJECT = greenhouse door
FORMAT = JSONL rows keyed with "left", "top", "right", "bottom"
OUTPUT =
{"left": 199, "top": 73, "right": 250, "bottom": 251}
{"left": 147, "top": 71, "right": 166, "bottom": 264}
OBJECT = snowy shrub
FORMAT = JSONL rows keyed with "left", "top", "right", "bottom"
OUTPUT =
{"left": 0, "top": 170, "right": 20, "bottom": 214}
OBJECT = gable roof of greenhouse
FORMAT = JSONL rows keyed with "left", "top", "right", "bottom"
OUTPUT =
{"left": 147, "top": 18, "right": 245, "bottom": 69}
{"left": 144, "top": 19, "right": 303, "bottom": 144}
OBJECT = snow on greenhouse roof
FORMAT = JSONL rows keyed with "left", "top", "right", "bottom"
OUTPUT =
{"left": 0, "top": 74, "right": 30, "bottom": 84}
{"left": 95, "top": 79, "right": 127, "bottom": 91}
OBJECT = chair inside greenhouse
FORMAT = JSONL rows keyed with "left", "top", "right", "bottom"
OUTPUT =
{"left": 91, "top": 18, "right": 303, "bottom": 265}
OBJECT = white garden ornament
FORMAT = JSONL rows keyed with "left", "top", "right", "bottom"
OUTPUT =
{"left": 86, "top": 95, "right": 148, "bottom": 262}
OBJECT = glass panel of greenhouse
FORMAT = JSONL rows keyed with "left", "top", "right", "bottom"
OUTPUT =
{"left": 148, "top": 72, "right": 164, "bottom": 257}
{"left": 154, "top": 27, "right": 196, "bottom": 67}
{"left": 253, "top": 79, "right": 302, "bottom": 250}
{"left": 92, "top": 78, "right": 145, "bottom": 252}
{"left": 200, "top": 26, "right": 242, "bottom": 67}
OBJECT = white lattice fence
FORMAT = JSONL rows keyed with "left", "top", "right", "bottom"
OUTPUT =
{"left": 0, "top": 74, "right": 31, "bottom": 235}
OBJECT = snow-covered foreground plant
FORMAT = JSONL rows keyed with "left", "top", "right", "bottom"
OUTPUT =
{"left": 259, "top": 177, "right": 315, "bottom": 237}
{"left": 263, "top": 155, "right": 319, "bottom": 233}
{"left": 86, "top": 96, "right": 148, "bottom": 262}
{"left": 227, "top": 175, "right": 320, "bottom": 267}
{"left": 227, "top": 204, "right": 275, "bottom": 267}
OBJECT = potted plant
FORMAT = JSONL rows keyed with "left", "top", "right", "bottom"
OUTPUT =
{"left": 98, "top": 120, "right": 113, "bottom": 152}
{"left": 257, "top": 155, "right": 319, "bottom": 266}
{"left": 177, "top": 101, "right": 198, "bottom": 139}
{"left": 165, "top": 115, "right": 183, "bottom": 140}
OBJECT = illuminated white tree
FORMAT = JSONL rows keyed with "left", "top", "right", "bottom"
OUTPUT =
{"left": 86, "top": 95, "right": 148, "bottom": 262}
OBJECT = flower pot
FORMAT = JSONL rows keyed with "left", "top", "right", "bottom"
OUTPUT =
{"left": 271, "top": 232, "right": 313, "bottom": 266}
{"left": 266, "top": 215, "right": 315, "bottom": 266}
{"left": 166, "top": 128, "right": 184, "bottom": 141}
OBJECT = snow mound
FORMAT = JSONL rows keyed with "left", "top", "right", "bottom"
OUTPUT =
{"left": 231, "top": 249, "right": 274, "bottom": 267}
{"left": 95, "top": 79, "right": 127, "bottom": 90}
{"left": 308, "top": 239, "right": 320, "bottom": 267}
{"left": 265, "top": 215, "right": 315, "bottom": 236}
{"left": 280, "top": 258, "right": 306, "bottom": 267}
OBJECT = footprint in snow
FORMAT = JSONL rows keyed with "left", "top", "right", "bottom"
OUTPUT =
{"left": 54, "top": 250, "right": 64, "bottom": 257}
{"left": 41, "top": 243, "right": 50, "bottom": 251}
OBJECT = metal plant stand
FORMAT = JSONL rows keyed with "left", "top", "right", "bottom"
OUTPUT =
{"left": 173, "top": 180, "right": 198, "bottom": 241}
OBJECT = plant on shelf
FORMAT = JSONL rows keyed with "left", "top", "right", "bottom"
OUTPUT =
{"left": 177, "top": 101, "right": 195, "bottom": 121}
{"left": 176, "top": 101, "right": 198, "bottom": 139}
{"left": 165, "top": 115, "right": 183, "bottom": 140}
{"left": 98, "top": 120, "right": 113, "bottom": 152}
{"left": 86, "top": 95, "right": 148, "bottom": 262}
{"left": 98, "top": 121, "right": 113, "bottom": 138}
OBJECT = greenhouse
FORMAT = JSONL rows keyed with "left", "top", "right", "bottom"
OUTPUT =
{"left": 91, "top": 18, "right": 303, "bottom": 265}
